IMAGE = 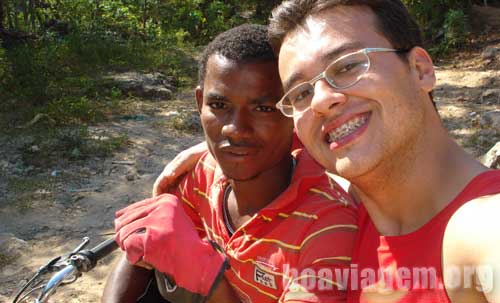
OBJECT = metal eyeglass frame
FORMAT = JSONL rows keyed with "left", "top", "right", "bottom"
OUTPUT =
{"left": 276, "top": 47, "right": 405, "bottom": 117}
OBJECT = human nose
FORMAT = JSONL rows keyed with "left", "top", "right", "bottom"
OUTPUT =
{"left": 221, "top": 108, "right": 253, "bottom": 140}
{"left": 309, "top": 79, "right": 347, "bottom": 115}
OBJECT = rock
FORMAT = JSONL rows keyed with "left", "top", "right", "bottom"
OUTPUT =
{"left": 481, "top": 47, "right": 499, "bottom": 60}
{"left": 1, "top": 264, "right": 24, "bottom": 276}
{"left": 0, "top": 160, "right": 9, "bottom": 169}
{"left": 30, "top": 145, "right": 40, "bottom": 152}
{"left": 481, "top": 89, "right": 500, "bottom": 104}
{"left": 143, "top": 85, "right": 172, "bottom": 100}
{"left": 105, "top": 72, "right": 176, "bottom": 100}
{"left": 0, "top": 233, "right": 28, "bottom": 261}
{"left": 479, "top": 111, "right": 500, "bottom": 131}
{"left": 164, "top": 111, "right": 180, "bottom": 117}
{"left": 187, "top": 113, "right": 202, "bottom": 131}
{"left": 126, "top": 172, "right": 136, "bottom": 181}
{"left": 481, "top": 142, "right": 500, "bottom": 169}
{"left": 51, "top": 170, "right": 59, "bottom": 177}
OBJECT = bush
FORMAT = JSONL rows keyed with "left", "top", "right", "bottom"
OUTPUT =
{"left": 444, "top": 9, "right": 468, "bottom": 47}
{"left": 0, "top": 31, "right": 197, "bottom": 128}
{"left": 45, "top": 96, "right": 105, "bottom": 125}
{"left": 20, "top": 125, "right": 129, "bottom": 165}
{"left": 403, "top": 0, "right": 470, "bottom": 43}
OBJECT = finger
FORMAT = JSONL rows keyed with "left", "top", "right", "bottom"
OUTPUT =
{"left": 116, "top": 196, "right": 177, "bottom": 239}
{"left": 115, "top": 202, "right": 163, "bottom": 232}
{"left": 121, "top": 232, "right": 146, "bottom": 265}
{"left": 115, "top": 196, "right": 156, "bottom": 218}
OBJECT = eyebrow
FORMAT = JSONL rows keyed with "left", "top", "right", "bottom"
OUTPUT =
{"left": 282, "top": 42, "right": 363, "bottom": 91}
{"left": 206, "top": 92, "right": 280, "bottom": 105}
{"left": 205, "top": 92, "right": 227, "bottom": 101}
{"left": 250, "top": 95, "right": 282, "bottom": 104}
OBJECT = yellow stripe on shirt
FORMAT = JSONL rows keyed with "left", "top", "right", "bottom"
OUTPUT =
{"left": 251, "top": 224, "right": 358, "bottom": 251}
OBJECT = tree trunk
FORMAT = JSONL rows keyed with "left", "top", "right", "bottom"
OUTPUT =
{"left": 93, "top": 0, "right": 101, "bottom": 31}
{"left": 143, "top": 0, "right": 147, "bottom": 38}
{"left": 21, "top": 0, "right": 29, "bottom": 29}
{"left": 13, "top": 1, "right": 19, "bottom": 31}
{"left": 29, "top": 0, "right": 36, "bottom": 32}
{"left": 6, "top": 0, "right": 13, "bottom": 29}
{"left": 0, "top": 0, "right": 5, "bottom": 32}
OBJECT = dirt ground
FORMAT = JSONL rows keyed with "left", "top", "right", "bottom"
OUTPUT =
{"left": 1, "top": 25, "right": 499, "bottom": 303}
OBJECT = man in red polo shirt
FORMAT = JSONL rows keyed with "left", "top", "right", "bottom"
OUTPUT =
{"left": 103, "top": 24, "right": 357, "bottom": 303}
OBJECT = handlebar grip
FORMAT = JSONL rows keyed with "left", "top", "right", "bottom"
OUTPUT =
{"left": 89, "top": 237, "right": 119, "bottom": 262}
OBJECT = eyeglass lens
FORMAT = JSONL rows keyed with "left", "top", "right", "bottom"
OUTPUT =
{"left": 282, "top": 51, "right": 370, "bottom": 116}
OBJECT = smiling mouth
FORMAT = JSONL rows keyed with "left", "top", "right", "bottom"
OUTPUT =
{"left": 326, "top": 113, "right": 369, "bottom": 143}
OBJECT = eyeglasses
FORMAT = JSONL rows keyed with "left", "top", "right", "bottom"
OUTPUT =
{"left": 276, "top": 48, "right": 405, "bottom": 117}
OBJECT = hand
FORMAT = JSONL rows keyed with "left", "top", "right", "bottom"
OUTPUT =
{"left": 152, "top": 141, "right": 208, "bottom": 197}
{"left": 114, "top": 194, "right": 227, "bottom": 298}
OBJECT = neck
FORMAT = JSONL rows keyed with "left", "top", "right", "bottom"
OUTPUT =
{"left": 228, "top": 155, "right": 294, "bottom": 217}
{"left": 352, "top": 125, "right": 487, "bottom": 236}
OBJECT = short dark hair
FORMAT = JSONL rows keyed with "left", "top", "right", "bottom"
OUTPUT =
{"left": 198, "top": 24, "right": 276, "bottom": 88}
{"left": 268, "top": 0, "right": 436, "bottom": 108}
{"left": 268, "top": 0, "right": 422, "bottom": 54}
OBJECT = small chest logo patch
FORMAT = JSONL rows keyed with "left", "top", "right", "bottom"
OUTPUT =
{"left": 254, "top": 266, "right": 277, "bottom": 289}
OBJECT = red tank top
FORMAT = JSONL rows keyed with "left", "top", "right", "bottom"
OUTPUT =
{"left": 348, "top": 170, "right": 500, "bottom": 303}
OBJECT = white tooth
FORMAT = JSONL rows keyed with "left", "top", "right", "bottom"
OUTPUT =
{"left": 328, "top": 115, "right": 367, "bottom": 142}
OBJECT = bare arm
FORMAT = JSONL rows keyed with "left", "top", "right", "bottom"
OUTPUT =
{"left": 206, "top": 278, "right": 241, "bottom": 303}
{"left": 152, "top": 141, "right": 208, "bottom": 196}
{"left": 443, "top": 193, "right": 500, "bottom": 303}
{"left": 102, "top": 254, "right": 153, "bottom": 303}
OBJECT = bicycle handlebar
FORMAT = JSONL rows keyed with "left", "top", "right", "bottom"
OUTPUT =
{"left": 13, "top": 237, "right": 119, "bottom": 303}
{"left": 88, "top": 237, "right": 118, "bottom": 265}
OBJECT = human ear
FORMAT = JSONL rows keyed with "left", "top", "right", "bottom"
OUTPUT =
{"left": 195, "top": 86, "right": 203, "bottom": 114}
{"left": 408, "top": 47, "right": 436, "bottom": 92}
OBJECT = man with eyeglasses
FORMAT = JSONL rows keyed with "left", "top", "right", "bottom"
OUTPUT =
{"left": 154, "top": 1, "right": 500, "bottom": 302}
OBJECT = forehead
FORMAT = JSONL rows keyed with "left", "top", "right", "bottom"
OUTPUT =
{"left": 278, "top": 6, "right": 392, "bottom": 88}
{"left": 204, "top": 54, "right": 282, "bottom": 97}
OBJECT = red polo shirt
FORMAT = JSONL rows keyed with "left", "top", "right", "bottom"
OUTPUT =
{"left": 173, "top": 149, "right": 358, "bottom": 303}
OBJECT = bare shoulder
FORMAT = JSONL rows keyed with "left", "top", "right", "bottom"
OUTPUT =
{"left": 447, "top": 193, "right": 500, "bottom": 233}
{"left": 444, "top": 193, "right": 500, "bottom": 256}
{"left": 443, "top": 193, "right": 500, "bottom": 302}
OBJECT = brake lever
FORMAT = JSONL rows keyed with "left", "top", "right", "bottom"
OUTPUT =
{"left": 50, "top": 237, "right": 90, "bottom": 271}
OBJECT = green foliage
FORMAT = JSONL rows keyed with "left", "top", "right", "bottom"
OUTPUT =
{"left": 20, "top": 125, "right": 128, "bottom": 165}
{"left": 402, "top": 1, "right": 472, "bottom": 57}
{"left": 402, "top": 0, "right": 470, "bottom": 42}
{"left": 0, "top": 31, "right": 197, "bottom": 127}
{"left": 444, "top": 9, "right": 468, "bottom": 47}
{"left": 45, "top": 96, "right": 104, "bottom": 124}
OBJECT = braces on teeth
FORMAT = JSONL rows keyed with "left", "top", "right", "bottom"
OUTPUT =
{"left": 328, "top": 115, "right": 367, "bottom": 142}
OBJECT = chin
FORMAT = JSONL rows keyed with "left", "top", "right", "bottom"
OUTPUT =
{"left": 221, "top": 168, "right": 260, "bottom": 182}
{"left": 334, "top": 156, "right": 381, "bottom": 181}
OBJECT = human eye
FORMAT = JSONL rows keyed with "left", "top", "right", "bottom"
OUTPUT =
{"left": 330, "top": 54, "right": 367, "bottom": 76}
{"left": 207, "top": 101, "right": 226, "bottom": 110}
{"left": 289, "top": 84, "right": 313, "bottom": 106}
{"left": 255, "top": 105, "right": 277, "bottom": 113}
